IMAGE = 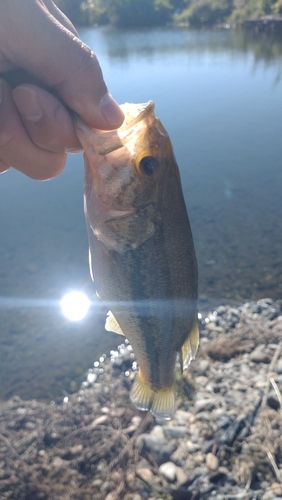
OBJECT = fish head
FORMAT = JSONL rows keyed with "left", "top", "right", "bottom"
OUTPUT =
{"left": 75, "top": 101, "right": 175, "bottom": 252}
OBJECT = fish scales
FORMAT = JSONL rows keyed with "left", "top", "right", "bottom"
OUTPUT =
{"left": 75, "top": 101, "right": 199, "bottom": 420}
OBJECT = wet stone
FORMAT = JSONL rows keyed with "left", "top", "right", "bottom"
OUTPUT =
{"left": 159, "top": 461, "right": 177, "bottom": 482}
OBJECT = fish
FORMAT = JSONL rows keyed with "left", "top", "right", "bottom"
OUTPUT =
{"left": 75, "top": 101, "right": 199, "bottom": 420}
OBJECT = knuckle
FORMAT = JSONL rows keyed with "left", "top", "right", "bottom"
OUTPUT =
{"left": 0, "top": 129, "right": 13, "bottom": 148}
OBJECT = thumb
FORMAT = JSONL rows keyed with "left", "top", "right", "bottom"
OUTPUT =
{"left": 0, "top": 0, "right": 124, "bottom": 130}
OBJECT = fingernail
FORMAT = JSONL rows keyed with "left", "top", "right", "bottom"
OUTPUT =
{"left": 12, "top": 86, "right": 42, "bottom": 122}
{"left": 100, "top": 92, "right": 124, "bottom": 128}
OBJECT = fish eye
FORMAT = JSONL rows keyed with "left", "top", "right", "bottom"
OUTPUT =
{"left": 138, "top": 155, "right": 160, "bottom": 176}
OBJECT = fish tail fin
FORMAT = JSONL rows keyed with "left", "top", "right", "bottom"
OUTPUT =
{"left": 180, "top": 316, "right": 199, "bottom": 373}
{"left": 130, "top": 371, "right": 175, "bottom": 421}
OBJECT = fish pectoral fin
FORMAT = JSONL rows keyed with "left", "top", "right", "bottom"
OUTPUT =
{"left": 130, "top": 371, "right": 175, "bottom": 421}
{"left": 88, "top": 248, "right": 94, "bottom": 281}
{"left": 180, "top": 317, "right": 199, "bottom": 373}
{"left": 105, "top": 311, "right": 125, "bottom": 336}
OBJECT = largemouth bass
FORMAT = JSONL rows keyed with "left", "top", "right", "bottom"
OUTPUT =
{"left": 76, "top": 102, "right": 198, "bottom": 420}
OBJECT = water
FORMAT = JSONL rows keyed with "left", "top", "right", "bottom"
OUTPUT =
{"left": 0, "top": 27, "right": 281, "bottom": 400}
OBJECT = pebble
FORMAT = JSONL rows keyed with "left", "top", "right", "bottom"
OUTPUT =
{"left": 136, "top": 467, "right": 154, "bottom": 483}
{"left": 131, "top": 415, "right": 142, "bottom": 426}
{"left": 170, "top": 444, "right": 190, "bottom": 463}
{"left": 206, "top": 453, "right": 219, "bottom": 471}
{"left": 195, "top": 411, "right": 213, "bottom": 421}
{"left": 184, "top": 440, "right": 201, "bottom": 453}
{"left": 92, "top": 479, "right": 103, "bottom": 487}
{"left": 105, "top": 494, "right": 115, "bottom": 500}
{"left": 150, "top": 425, "right": 165, "bottom": 440}
{"left": 276, "top": 359, "right": 282, "bottom": 374}
{"left": 2, "top": 298, "right": 282, "bottom": 500}
{"left": 174, "top": 409, "right": 192, "bottom": 421}
{"left": 267, "top": 391, "right": 280, "bottom": 411}
{"left": 159, "top": 461, "right": 177, "bottom": 482}
{"left": 240, "top": 362, "right": 252, "bottom": 375}
{"left": 52, "top": 457, "right": 65, "bottom": 468}
{"left": 162, "top": 425, "right": 186, "bottom": 438}
{"left": 249, "top": 346, "right": 271, "bottom": 363}
{"left": 271, "top": 483, "right": 282, "bottom": 496}
{"left": 194, "top": 398, "right": 216, "bottom": 413}
{"left": 175, "top": 466, "right": 188, "bottom": 485}
{"left": 197, "top": 359, "right": 210, "bottom": 375}
{"left": 195, "top": 375, "right": 209, "bottom": 386}
{"left": 262, "top": 491, "right": 276, "bottom": 500}
{"left": 136, "top": 433, "right": 176, "bottom": 465}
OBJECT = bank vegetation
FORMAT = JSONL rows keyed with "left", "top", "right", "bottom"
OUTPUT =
{"left": 54, "top": 0, "right": 282, "bottom": 28}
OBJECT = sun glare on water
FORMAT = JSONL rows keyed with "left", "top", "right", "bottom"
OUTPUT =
{"left": 60, "top": 291, "right": 91, "bottom": 321}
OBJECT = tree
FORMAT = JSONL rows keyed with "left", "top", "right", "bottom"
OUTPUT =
{"left": 102, "top": 0, "right": 173, "bottom": 28}
{"left": 176, "top": 0, "right": 233, "bottom": 26}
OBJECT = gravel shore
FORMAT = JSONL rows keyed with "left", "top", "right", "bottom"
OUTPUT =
{"left": 1, "top": 298, "right": 282, "bottom": 500}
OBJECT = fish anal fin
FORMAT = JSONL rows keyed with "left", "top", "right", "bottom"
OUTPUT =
{"left": 105, "top": 311, "right": 124, "bottom": 336}
{"left": 180, "top": 317, "right": 199, "bottom": 373}
{"left": 130, "top": 371, "right": 175, "bottom": 421}
{"left": 130, "top": 371, "right": 154, "bottom": 412}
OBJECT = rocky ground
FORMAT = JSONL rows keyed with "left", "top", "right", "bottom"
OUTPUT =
{"left": 1, "top": 298, "right": 282, "bottom": 500}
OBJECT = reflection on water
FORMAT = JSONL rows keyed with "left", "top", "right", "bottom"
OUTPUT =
{"left": 0, "top": 27, "right": 281, "bottom": 400}
{"left": 90, "top": 26, "right": 282, "bottom": 89}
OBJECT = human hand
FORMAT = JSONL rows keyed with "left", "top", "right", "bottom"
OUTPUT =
{"left": 0, "top": 0, "right": 124, "bottom": 180}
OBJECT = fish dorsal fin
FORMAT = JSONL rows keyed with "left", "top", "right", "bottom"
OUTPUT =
{"left": 180, "top": 317, "right": 199, "bottom": 372}
{"left": 105, "top": 311, "right": 124, "bottom": 336}
{"left": 130, "top": 370, "right": 174, "bottom": 421}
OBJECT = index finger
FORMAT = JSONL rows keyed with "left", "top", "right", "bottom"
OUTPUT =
{"left": 0, "top": 0, "right": 124, "bottom": 130}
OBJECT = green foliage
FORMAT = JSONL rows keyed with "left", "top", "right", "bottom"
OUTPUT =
{"left": 102, "top": 0, "right": 173, "bottom": 28}
{"left": 54, "top": 0, "right": 173, "bottom": 27}
{"left": 80, "top": 0, "right": 109, "bottom": 25}
{"left": 54, "top": 0, "right": 282, "bottom": 27}
{"left": 176, "top": 0, "right": 233, "bottom": 26}
{"left": 273, "top": 0, "right": 282, "bottom": 13}
{"left": 228, "top": 0, "right": 282, "bottom": 24}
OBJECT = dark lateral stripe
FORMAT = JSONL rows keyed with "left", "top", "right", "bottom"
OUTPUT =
{"left": 122, "top": 225, "right": 174, "bottom": 388}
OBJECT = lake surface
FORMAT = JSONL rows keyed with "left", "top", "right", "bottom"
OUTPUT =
{"left": 0, "top": 27, "right": 281, "bottom": 400}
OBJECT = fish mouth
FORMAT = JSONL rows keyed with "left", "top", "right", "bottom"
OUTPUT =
{"left": 75, "top": 101, "right": 155, "bottom": 155}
